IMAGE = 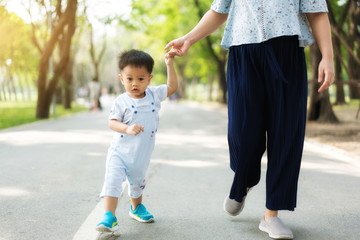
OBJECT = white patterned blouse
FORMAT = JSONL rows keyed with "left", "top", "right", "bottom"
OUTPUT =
{"left": 211, "top": 0, "right": 328, "bottom": 48}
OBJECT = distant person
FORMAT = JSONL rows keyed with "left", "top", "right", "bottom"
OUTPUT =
{"left": 96, "top": 49, "right": 178, "bottom": 233}
{"left": 165, "top": 0, "right": 334, "bottom": 239}
{"left": 108, "top": 85, "right": 114, "bottom": 95}
{"left": 88, "top": 79, "right": 101, "bottom": 111}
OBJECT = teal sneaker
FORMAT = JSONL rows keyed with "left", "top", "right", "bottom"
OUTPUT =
{"left": 129, "top": 204, "right": 154, "bottom": 223}
{"left": 96, "top": 211, "right": 119, "bottom": 232}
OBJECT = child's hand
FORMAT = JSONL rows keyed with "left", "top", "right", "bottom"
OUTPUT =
{"left": 164, "top": 52, "right": 174, "bottom": 66}
{"left": 126, "top": 124, "right": 144, "bottom": 136}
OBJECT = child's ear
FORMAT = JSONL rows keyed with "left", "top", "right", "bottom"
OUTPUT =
{"left": 149, "top": 74, "right": 154, "bottom": 81}
{"left": 118, "top": 74, "right": 124, "bottom": 83}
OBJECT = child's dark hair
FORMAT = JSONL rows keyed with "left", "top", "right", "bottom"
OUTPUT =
{"left": 118, "top": 49, "right": 154, "bottom": 73}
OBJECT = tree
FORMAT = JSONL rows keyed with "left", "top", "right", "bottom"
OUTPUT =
{"left": 0, "top": 5, "right": 38, "bottom": 101}
{"left": 308, "top": 43, "right": 339, "bottom": 123}
{"left": 30, "top": 0, "right": 77, "bottom": 118}
{"left": 327, "top": 0, "right": 349, "bottom": 105}
{"left": 127, "top": 0, "right": 225, "bottom": 101}
{"left": 327, "top": 0, "right": 360, "bottom": 101}
{"left": 346, "top": 0, "right": 360, "bottom": 99}
{"left": 308, "top": 0, "right": 360, "bottom": 122}
{"left": 193, "top": 0, "right": 227, "bottom": 103}
{"left": 89, "top": 23, "right": 107, "bottom": 85}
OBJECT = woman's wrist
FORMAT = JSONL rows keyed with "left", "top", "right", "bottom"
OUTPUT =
{"left": 184, "top": 34, "right": 195, "bottom": 46}
{"left": 321, "top": 54, "right": 334, "bottom": 61}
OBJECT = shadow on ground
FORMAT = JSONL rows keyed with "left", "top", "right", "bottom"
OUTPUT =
{"left": 97, "top": 230, "right": 121, "bottom": 240}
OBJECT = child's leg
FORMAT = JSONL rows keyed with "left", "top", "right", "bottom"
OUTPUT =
{"left": 97, "top": 196, "right": 119, "bottom": 232}
{"left": 97, "top": 147, "right": 126, "bottom": 231}
{"left": 130, "top": 195, "right": 142, "bottom": 210}
{"left": 104, "top": 196, "right": 118, "bottom": 216}
{"left": 127, "top": 176, "right": 154, "bottom": 222}
{"left": 128, "top": 194, "right": 154, "bottom": 223}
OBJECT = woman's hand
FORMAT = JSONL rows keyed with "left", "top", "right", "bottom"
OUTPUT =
{"left": 317, "top": 57, "right": 335, "bottom": 92}
{"left": 164, "top": 36, "right": 192, "bottom": 57}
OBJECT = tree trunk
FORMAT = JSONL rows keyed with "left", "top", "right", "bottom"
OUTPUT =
{"left": 36, "top": 0, "right": 77, "bottom": 119}
{"left": 56, "top": 86, "right": 62, "bottom": 104}
{"left": 347, "top": 0, "right": 360, "bottom": 99}
{"left": 190, "top": 77, "right": 198, "bottom": 100}
{"left": 207, "top": 74, "right": 214, "bottom": 101}
{"left": 24, "top": 66, "right": 32, "bottom": 100}
{"left": 63, "top": 57, "right": 74, "bottom": 109}
{"left": 194, "top": 0, "right": 228, "bottom": 103}
{"left": 5, "top": 67, "right": 13, "bottom": 101}
{"left": 176, "top": 61, "right": 187, "bottom": 99}
{"left": 89, "top": 24, "right": 106, "bottom": 85}
{"left": 333, "top": 36, "right": 346, "bottom": 104}
{"left": 308, "top": 43, "right": 339, "bottom": 123}
{"left": 1, "top": 66, "right": 8, "bottom": 101}
{"left": 216, "top": 53, "right": 227, "bottom": 103}
{"left": 0, "top": 67, "right": 5, "bottom": 101}
{"left": 16, "top": 71, "right": 26, "bottom": 101}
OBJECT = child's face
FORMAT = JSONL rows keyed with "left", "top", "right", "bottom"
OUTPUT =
{"left": 119, "top": 65, "right": 153, "bottom": 99}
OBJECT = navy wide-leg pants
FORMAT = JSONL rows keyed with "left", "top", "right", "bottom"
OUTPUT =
{"left": 227, "top": 36, "right": 307, "bottom": 211}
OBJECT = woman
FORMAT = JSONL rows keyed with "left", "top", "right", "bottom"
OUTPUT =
{"left": 165, "top": 1, "right": 334, "bottom": 239}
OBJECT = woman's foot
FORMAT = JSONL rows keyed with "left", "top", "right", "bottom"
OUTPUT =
{"left": 259, "top": 216, "right": 293, "bottom": 239}
{"left": 223, "top": 188, "right": 251, "bottom": 216}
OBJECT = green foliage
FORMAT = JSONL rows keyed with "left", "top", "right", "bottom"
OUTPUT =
{"left": 124, "top": 0, "right": 223, "bottom": 91}
{"left": 0, "top": 101, "right": 87, "bottom": 130}
{"left": 0, "top": 5, "right": 39, "bottom": 80}
{"left": 333, "top": 99, "right": 360, "bottom": 109}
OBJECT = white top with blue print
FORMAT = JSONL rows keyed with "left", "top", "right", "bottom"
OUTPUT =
{"left": 108, "top": 85, "right": 167, "bottom": 163}
{"left": 211, "top": 0, "right": 328, "bottom": 48}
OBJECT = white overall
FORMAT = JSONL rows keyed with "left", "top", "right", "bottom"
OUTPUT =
{"left": 100, "top": 85, "right": 167, "bottom": 198}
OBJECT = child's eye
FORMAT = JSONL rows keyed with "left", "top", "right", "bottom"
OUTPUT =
{"left": 139, "top": 78, "right": 144, "bottom": 81}
{"left": 127, "top": 78, "right": 132, "bottom": 81}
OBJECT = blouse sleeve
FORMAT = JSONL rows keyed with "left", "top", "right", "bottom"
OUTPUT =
{"left": 300, "top": 0, "right": 328, "bottom": 13}
{"left": 210, "top": 0, "right": 232, "bottom": 14}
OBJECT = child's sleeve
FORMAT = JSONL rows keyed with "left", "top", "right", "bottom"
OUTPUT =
{"left": 149, "top": 85, "right": 168, "bottom": 103}
{"left": 108, "top": 99, "right": 124, "bottom": 121}
{"left": 300, "top": 0, "right": 328, "bottom": 13}
{"left": 211, "top": 0, "right": 232, "bottom": 14}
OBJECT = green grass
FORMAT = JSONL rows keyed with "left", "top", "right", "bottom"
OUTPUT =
{"left": 0, "top": 101, "right": 87, "bottom": 130}
{"left": 332, "top": 99, "right": 360, "bottom": 110}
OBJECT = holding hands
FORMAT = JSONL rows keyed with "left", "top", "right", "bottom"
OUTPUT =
{"left": 164, "top": 36, "right": 192, "bottom": 57}
{"left": 164, "top": 52, "right": 174, "bottom": 66}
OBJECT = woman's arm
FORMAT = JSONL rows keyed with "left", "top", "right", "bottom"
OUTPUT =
{"left": 165, "top": 10, "right": 228, "bottom": 57}
{"left": 306, "top": 12, "right": 335, "bottom": 92}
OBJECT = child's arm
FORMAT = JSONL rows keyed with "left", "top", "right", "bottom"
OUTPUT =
{"left": 306, "top": 12, "right": 335, "bottom": 93}
{"left": 164, "top": 10, "right": 228, "bottom": 57}
{"left": 109, "top": 119, "right": 144, "bottom": 136}
{"left": 164, "top": 54, "right": 178, "bottom": 97}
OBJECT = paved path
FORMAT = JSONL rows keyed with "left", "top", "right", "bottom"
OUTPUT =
{"left": 0, "top": 101, "right": 359, "bottom": 240}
